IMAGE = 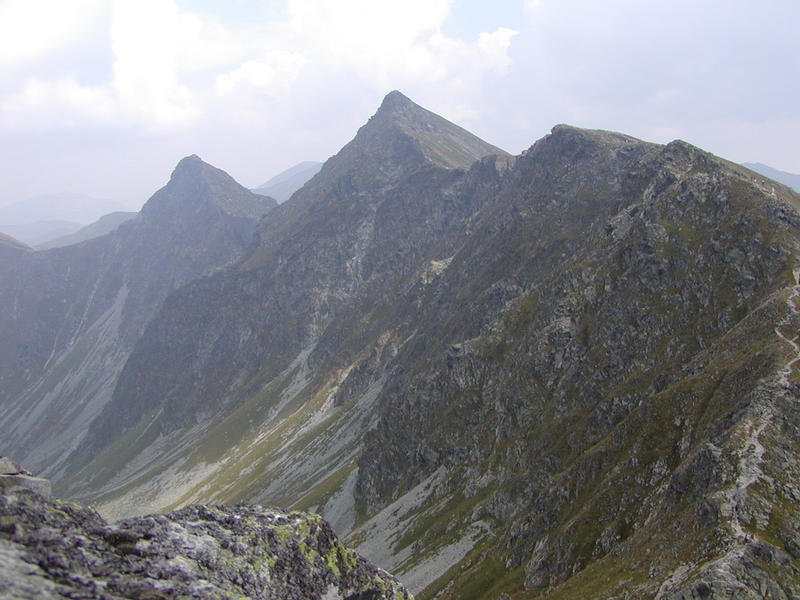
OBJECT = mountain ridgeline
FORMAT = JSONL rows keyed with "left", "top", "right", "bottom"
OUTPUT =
{"left": 2, "top": 91, "right": 800, "bottom": 599}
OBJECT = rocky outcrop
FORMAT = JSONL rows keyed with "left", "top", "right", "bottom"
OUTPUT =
{"left": 0, "top": 483, "right": 411, "bottom": 599}
{"left": 0, "top": 457, "right": 51, "bottom": 498}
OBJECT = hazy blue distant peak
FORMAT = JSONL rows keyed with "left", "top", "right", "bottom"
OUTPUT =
{"left": 0, "top": 193, "right": 126, "bottom": 227}
{"left": 252, "top": 161, "right": 323, "bottom": 203}
{"left": 39, "top": 211, "right": 138, "bottom": 249}
{"left": 742, "top": 162, "right": 800, "bottom": 193}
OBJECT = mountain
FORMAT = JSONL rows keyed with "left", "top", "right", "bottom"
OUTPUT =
{"left": 1, "top": 220, "right": 85, "bottom": 247}
{"left": 39, "top": 211, "right": 138, "bottom": 249}
{"left": 0, "top": 231, "right": 31, "bottom": 251}
{"left": 742, "top": 162, "right": 800, "bottom": 193}
{"left": 0, "top": 155, "right": 276, "bottom": 481}
{"left": 62, "top": 90, "right": 512, "bottom": 496}
{"left": 0, "top": 192, "right": 130, "bottom": 246}
{"left": 5, "top": 92, "right": 800, "bottom": 599}
{"left": 253, "top": 160, "right": 323, "bottom": 203}
{"left": 0, "top": 192, "right": 127, "bottom": 226}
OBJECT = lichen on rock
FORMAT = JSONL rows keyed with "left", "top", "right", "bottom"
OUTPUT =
{"left": 0, "top": 484, "right": 412, "bottom": 600}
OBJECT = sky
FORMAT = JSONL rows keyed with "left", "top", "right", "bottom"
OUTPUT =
{"left": 1, "top": 0, "right": 799, "bottom": 216}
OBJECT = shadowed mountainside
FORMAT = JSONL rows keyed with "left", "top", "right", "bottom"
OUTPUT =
{"left": 0, "top": 157, "right": 276, "bottom": 480}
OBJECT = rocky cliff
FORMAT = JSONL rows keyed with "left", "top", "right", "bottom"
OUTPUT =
{"left": 3, "top": 92, "right": 800, "bottom": 599}
{"left": 0, "top": 477, "right": 411, "bottom": 599}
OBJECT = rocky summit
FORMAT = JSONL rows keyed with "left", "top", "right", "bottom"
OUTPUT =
{"left": 1, "top": 91, "right": 800, "bottom": 599}
{"left": 0, "top": 481, "right": 411, "bottom": 599}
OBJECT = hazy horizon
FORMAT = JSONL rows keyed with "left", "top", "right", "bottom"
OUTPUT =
{"left": 2, "top": 0, "right": 798, "bottom": 215}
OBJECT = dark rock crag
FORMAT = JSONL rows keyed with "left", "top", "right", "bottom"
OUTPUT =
{"left": 0, "top": 480, "right": 411, "bottom": 599}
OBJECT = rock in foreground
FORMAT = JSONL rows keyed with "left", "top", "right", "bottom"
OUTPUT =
{"left": 0, "top": 486, "right": 411, "bottom": 600}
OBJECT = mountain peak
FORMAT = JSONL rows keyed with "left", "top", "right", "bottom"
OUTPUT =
{"left": 142, "top": 156, "right": 276, "bottom": 222}
{"left": 170, "top": 154, "right": 209, "bottom": 179}
{"left": 376, "top": 90, "right": 415, "bottom": 114}
{"left": 369, "top": 90, "right": 431, "bottom": 131}
{"left": 548, "top": 123, "right": 650, "bottom": 148}
{"left": 352, "top": 91, "right": 509, "bottom": 171}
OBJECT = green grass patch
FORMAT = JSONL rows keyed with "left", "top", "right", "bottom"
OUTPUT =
{"left": 295, "top": 457, "right": 357, "bottom": 512}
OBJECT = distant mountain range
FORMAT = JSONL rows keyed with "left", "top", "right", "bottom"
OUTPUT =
{"left": 0, "top": 192, "right": 127, "bottom": 224}
{"left": 742, "top": 162, "right": 800, "bottom": 192}
{"left": 2, "top": 92, "right": 799, "bottom": 600}
{"left": 38, "top": 211, "right": 138, "bottom": 249}
{"left": 0, "top": 192, "right": 132, "bottom": 247}
{"left": 252, "top": 160, "right": 323, "bottom": 203}
{"left": 0, "top": 163, "right": 317, "bottom": 248}
{"left": 0, "top": 219, "right": 84, "bottom": 247}
{"left": 0, "top": 231, "right": 30, "bottom": 251}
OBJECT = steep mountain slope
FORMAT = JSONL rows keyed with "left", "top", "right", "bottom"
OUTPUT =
{"left": 40, "top": 94, "right": 800, "bottom": 599}
{"left": 353, "top": 130, "right": 800, "bottom": 599}
{"left": 0, "top": 156, "right": 275, "bottom": 479}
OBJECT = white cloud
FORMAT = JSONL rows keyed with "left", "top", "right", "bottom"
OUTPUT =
{"left": 1, "top": 0, "right": 519, "bottom": 133}
{"left": 477, "top": 27, "right": 517, "bottom": 72}
{"left": 285, "top": 0, "right": 517, "bottom": 89}
{"left": 215, "top": 52, "right": 306, "bottom": 97}
{"left": 0, "top": 0, "right": 210, "bottom": 132}
{"left": 287, "top": 0, "right": 452, "bottom": 59}
{"left": 0, "top": 0, "right": 105, "bottom": 65}
{"left": 0, "top": 0, "right": 525, "bottom": 204}
{"left": 0, "top": 0, "right": 797, "bottom": 211}
{"left": 1, "top": 77, "right": 114, "bottom": 131}
{"left": 109, "top": 0, "right": 201, "bottom": 128}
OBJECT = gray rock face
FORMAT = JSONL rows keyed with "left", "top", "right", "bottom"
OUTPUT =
{"left": 0, "top": 486, "right": 411, "bottom": 600}
{"left": 0, "top": 456, "right": 28, "bottom": 475}
{"left": 0, "top": 455, "right": 49, "bottom": 497}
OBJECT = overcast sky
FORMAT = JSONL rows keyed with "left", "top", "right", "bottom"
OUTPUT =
{"left": 1, "top": 0, "right": 798, "bottom": 214}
